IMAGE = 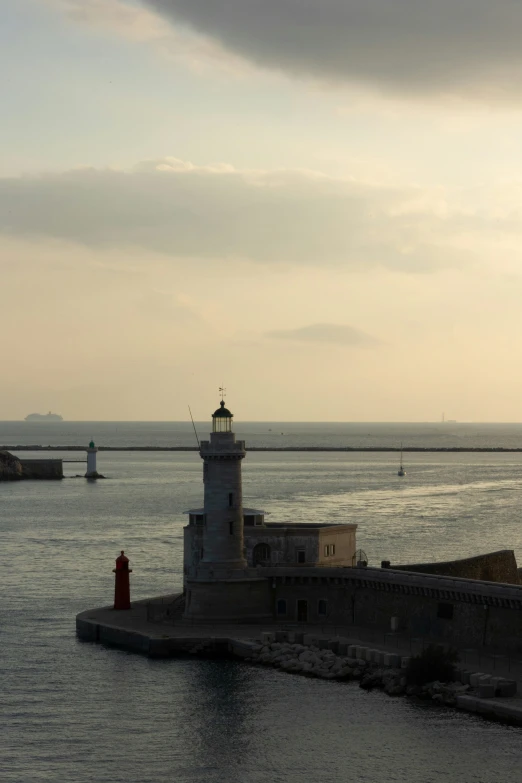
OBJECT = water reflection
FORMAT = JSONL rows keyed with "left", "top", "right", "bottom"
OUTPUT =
{"left": 178, "top": 660, "right": 256, "bottom": 783}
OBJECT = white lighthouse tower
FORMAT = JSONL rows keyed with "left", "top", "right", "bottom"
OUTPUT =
{"left": 183, "top": 395, "right": 271, "bottom": 622}
{"left": 86, "top": 440, "right": 98, "bottom": 478}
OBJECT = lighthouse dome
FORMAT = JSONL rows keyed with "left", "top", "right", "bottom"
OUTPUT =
{"left": 212, "top": 400, "right": 233, "bottom": 418}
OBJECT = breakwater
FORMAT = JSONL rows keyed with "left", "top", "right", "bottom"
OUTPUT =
{"left": 5, "top": 445, "right": 522, "bottom": 452}
{"left": 76, "top": 602, "right": 522, "bottom": 726}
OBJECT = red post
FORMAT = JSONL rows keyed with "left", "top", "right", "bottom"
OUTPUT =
{"left": 113, "top": 550, "right": 132, "bottom": 610}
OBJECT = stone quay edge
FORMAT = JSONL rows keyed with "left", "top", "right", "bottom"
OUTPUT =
{"left": 76, "top": 595, "right": 522, "bottom": 727}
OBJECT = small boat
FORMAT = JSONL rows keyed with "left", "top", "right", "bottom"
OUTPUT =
{"left": 398, "top": 444, "right": 406, "bottom": 477}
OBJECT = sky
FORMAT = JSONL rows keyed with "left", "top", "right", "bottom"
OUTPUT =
{"left": 2, "top": 0, "right": 522, "bottom": 421}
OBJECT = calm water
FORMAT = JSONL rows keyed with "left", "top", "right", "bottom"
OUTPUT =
{"left": 3, "top": 419, "right": 522, "bottom": 449}
{"left": 2, "top": 423, "right": 522, "bottom": 782}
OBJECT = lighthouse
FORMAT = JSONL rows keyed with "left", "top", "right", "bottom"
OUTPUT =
{"left": 199, "top": 399, "right": 247, "bottom": 572}
{"left": 183, "top": 396, "right": 271, "bottom": 622}
{"left": 86, "top": 440, "right": 98, "bottom": 478}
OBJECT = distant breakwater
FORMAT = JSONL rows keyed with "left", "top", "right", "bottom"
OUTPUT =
{"left": 4, "top": 445, "right": 522, "bottom": 453}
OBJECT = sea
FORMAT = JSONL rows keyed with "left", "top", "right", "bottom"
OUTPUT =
{"left": 2, "top": 421, "right": 522, "bottom": 782}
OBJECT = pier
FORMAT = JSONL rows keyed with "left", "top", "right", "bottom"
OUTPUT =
{"left": 77, "top": 596, "right": 522, "bottom": 726}
{"left": 5, "top": 445, "right": 522, "bottom": 453}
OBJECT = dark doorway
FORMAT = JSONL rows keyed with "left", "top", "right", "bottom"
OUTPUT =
{"left": 297, "top": 600, "right": 308, "bottom": 622}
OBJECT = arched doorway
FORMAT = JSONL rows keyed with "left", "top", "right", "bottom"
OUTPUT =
{"left": 253, "top": 542, "right": 271, "bottom": 566}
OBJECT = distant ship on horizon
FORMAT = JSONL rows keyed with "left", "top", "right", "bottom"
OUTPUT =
{"left": 24, "top": 412, "right": 64, "bottom": 422}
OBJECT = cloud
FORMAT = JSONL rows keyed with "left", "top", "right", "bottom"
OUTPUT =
{"left": 44, "top": 0, "right": 249, "bottom": 73}
{"left": 0, "top": 157, "right": 487, "bottom": 272}
{"left": 267, "top": 323, "right": 381, "bottom": 346}
{"left": 137, "top": 0, "right": 522, "bottom": 100}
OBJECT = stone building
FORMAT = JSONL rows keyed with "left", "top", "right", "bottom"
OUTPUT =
{"left": 182, "top": 398, "right": 522, "bottom": 651}
{"left": 183, "top": 400, "right": 357, "bottom": 597}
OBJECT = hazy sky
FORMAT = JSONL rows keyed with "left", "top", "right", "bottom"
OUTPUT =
{"left": 3, "top": 0, "right": 522, "bottom": 421}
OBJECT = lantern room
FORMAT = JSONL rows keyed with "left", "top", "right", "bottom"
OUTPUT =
{"left": 212, "top": 400, "right": 233, "bottom": 433}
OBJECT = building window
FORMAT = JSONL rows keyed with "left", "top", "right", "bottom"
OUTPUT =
{"left": 253, "top": 543, "right": 271, "bottom": 566}
{"left": 437, "top": 602, "right": 454, "bottom": 620}
{"left": 324, "top": 544, "right": 329, "bottom": 557}
{"left": 229, "top": 520, "right": 234, "bottom": 535}
{"left": 276, "top": 599, "right": 287, "bottom": 615}
{"left": 331, "top": 544, "right": 335, "bottom": 556}
{"left": 297, "top": 549, "right": 306, "bottom": 564}
{"left": 318, "top": 600, "right": 328, "bottom": 616}
{"left": 228, "top": 493, "right": 234, "bottom": 507}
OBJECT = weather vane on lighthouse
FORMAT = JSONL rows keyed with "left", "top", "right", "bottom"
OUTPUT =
{"left": 219, "top": 386, "right": 226, "bottom": 402}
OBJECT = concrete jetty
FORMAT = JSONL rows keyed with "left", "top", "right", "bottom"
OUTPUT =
{"left": 76, "top": 595, "right": 522, "bottom": 726}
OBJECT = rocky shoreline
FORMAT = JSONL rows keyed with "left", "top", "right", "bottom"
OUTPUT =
{"left": 189, "top": 636, "right": 520, "bottom": 719}
{"left": 0, "top": 450, "right": 23, "bottom": 480}
{"left": 229, "top": 639, "right": 469, "bottom": 706}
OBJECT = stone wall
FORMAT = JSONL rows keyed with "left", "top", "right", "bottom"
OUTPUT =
{"left": 184, "top": 523, "right": 204, "bottom": 585}
{"left": 19, "top": 458, "right": 63, "bottom": 479}
{"left": 245, "top": 527, "right": 320, "bottom": 567}
{"left": 184, "top": 576, "right": 272, "bottom": 622}
{"left": 0, "top": 451, "right": 63, "bottom": 480}
{"left": 393, "top": 550, "right": 519, "bottom": 585}
{"left": 185, "top": 522, "right": 356, "bottom": 583}
{"left": 317, "top": 526, "right": 357, "bottom": 567}
{"left": 262, "top": 565, "right": 522, "bottom": 652}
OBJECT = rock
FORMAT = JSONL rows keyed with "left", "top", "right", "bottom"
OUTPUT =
{"left": 497, "top": 679, "right": 517, "bottom": 697}
{"left": 360, "top": 673, "right": 382, "bottom": 690}
{"left": 383, "top": 653, "right": 401, "bottom": 668}
{"left": 385, "top": 683, "right": 406, "bottom": 696}
{"left": 447, "top": 683, "right": 469, "bottom": 694}
{"left": 432, "top": 694, "right": 445, "bottom": 703}
{"left": 0, "top": 450, "right": 23, "bottom": 481}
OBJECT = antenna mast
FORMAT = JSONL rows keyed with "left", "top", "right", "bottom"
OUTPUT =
{"left": 188, "top": 405, "right": 200, "bottom": 448}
